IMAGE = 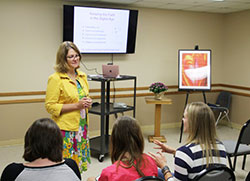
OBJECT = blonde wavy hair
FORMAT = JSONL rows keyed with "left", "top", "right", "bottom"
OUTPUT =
{"left": 185, "top": 102, "right": 219, "bottom": 167}
{"left": 54, "top": 41, "right": 81, "bottom": 73}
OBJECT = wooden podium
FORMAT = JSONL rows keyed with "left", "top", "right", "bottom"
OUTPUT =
{"left": 145, "top": 97, "right": 172, "bottom": 143}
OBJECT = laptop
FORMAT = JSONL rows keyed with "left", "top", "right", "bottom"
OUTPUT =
{"left": 102, "top": 64, "right": 119, "bottom": 78}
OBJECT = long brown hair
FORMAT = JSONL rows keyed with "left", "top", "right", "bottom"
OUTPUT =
{"left": 110, "top": 116, "right": 146, "bottom": 177}
{"left": 185, "top": 102, "right": 219, "bottom": 167}
{"left": 54, "top": 41, "right": 81, "bottom": 73}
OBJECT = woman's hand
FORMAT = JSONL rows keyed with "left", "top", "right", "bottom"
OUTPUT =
{"left": 148, "top": 151, "right": 167, "bottom": 169}
{"left": 153, "top": 140, "right": 176, "bottom": 155}
{"left": 61, "top": 97, "right": 92, "bottom": 114}
{"left": 82, "top": 97, "right": 92, "bottom": 108}
{"left": 78, "top": 97, "right": 92, "bottom": 109}
{"left": 87, "top": 177, "right": 96, "bottom": 181}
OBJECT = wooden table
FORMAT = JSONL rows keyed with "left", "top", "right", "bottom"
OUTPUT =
{"left": 145, "top": 97, "right": 172, "bottom": 143}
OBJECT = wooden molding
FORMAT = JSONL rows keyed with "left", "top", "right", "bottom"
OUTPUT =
{"left": 218, "top": 84, "right": 250, "bottom": 91}
{"left": 1, "top": 83, "right": 250, "bottom": 105}
{"left": 0, "top": 91, "right": 46, "bottom": 97}
{"left": 0, "top": 99, "right": 45, "bottom": 104}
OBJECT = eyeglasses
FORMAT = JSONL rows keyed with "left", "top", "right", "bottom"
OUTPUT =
{"left": 66, "top": 54, "right": 80, "bottom": 60}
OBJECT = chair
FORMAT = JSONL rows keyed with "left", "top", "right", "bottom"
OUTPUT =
{"left": 207, "top": 91, "right": 232, "bottom": 125}
{"left": 193, "top": 165, "right": 235, "bottom": 181}
{"left": 222, "top": 119, "right": 250, "bottom": 171}
{"left": 135, "top": 176, "right": 165, "bottom": 181}
{"left": 246, "top": 172, "right": 250, "bottom": 181}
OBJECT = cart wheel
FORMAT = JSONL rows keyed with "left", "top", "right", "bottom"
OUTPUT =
{"left": 98, "top": 154, "right": 104, "bottom": 162}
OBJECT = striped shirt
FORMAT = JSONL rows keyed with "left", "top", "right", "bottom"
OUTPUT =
{"left": 173, "top": 141, "right": 227, "bottom": 181}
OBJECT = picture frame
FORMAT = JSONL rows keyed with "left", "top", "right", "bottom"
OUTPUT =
{"left": 178, "top": 49, "right": 211, "bottom": 91}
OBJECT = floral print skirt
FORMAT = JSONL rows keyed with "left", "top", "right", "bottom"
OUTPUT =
{"left": 61, "top": 117, "right": 91, "bottom": 172}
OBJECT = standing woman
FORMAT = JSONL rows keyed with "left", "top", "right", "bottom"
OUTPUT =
{"left": 45, "top": 41, "right": 92, "bottom": 172}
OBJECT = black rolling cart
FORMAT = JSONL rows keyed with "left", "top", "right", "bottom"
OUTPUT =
{"left": 88, "top": 75, "right": 136, "bottom": 162}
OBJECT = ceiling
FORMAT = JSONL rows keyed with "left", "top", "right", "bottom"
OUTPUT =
{"left": 67, "top": 0, "right": 250, "bottom": 13}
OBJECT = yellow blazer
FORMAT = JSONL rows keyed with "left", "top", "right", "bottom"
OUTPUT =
{"left": 45, "top": 70, "right": 89, "bottom": 131}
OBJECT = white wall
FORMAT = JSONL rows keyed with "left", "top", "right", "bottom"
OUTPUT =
{"left": 0, "top": 0, "right": 61, "bottom": 92}
{"left": 0, "top": 0, "right": 249, "bottom": 142}
{"left": 0, "top": 0, "right": 225, "bottom": 93}
{"left": 223, "top": 10, "right": 250, "bottom": 86}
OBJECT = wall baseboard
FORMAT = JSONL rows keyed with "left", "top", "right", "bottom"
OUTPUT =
{"left": 140, "top": 122, "right": 181, "bottom": 133}
{"left": 0, "top": 139, "right": 23, "bottom": 147}
{"left": 218, "top": 119, "right": 242, "bottom": 130}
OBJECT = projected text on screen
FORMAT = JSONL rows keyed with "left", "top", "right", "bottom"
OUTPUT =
{"left": 74, "top": 7, "right": 129, "bottom": 53}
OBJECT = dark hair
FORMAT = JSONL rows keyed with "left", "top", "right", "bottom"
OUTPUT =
{"left": 110, "top": 116, "right": 145, "bottom": 176}
{"left": 23, "top": 118, "right": 63, "bottom": 162}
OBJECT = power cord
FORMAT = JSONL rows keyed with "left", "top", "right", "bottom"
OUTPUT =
{"left": 80, "top": 61, "right": 101, "bottom": 75}
{"left": 80, "top": 54, "right": 114, "bottom": 75}
{"left": 112, "top": 81, "right": 119, "bottom": 119}
{"left": 112, "top": 81, "right": 116, "bottom": 104}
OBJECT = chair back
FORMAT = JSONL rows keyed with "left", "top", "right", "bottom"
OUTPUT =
{"left": 194, "top": 165, "right": 235, "bottom": 181}
{"left": 216, "top": 91, "right": 232, "bottom": 109}
{"left": 135, "top": 176, "right": 165, "bottom": 181}
{"left": 237, "top": 119, "right": 250, "bottom": 145}
{"left": 246, "top": 172, "right": 250, "bottom": 181}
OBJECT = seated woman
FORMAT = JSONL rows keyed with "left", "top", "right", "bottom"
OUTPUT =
{"left": 1, "top": 118, "right": 81, "bottom": 181}
{"left": 88, "top": 116, "right": 158, "bottom": 181}
{"left": 149, "top": 102, "right": 227, "bottom": 181}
